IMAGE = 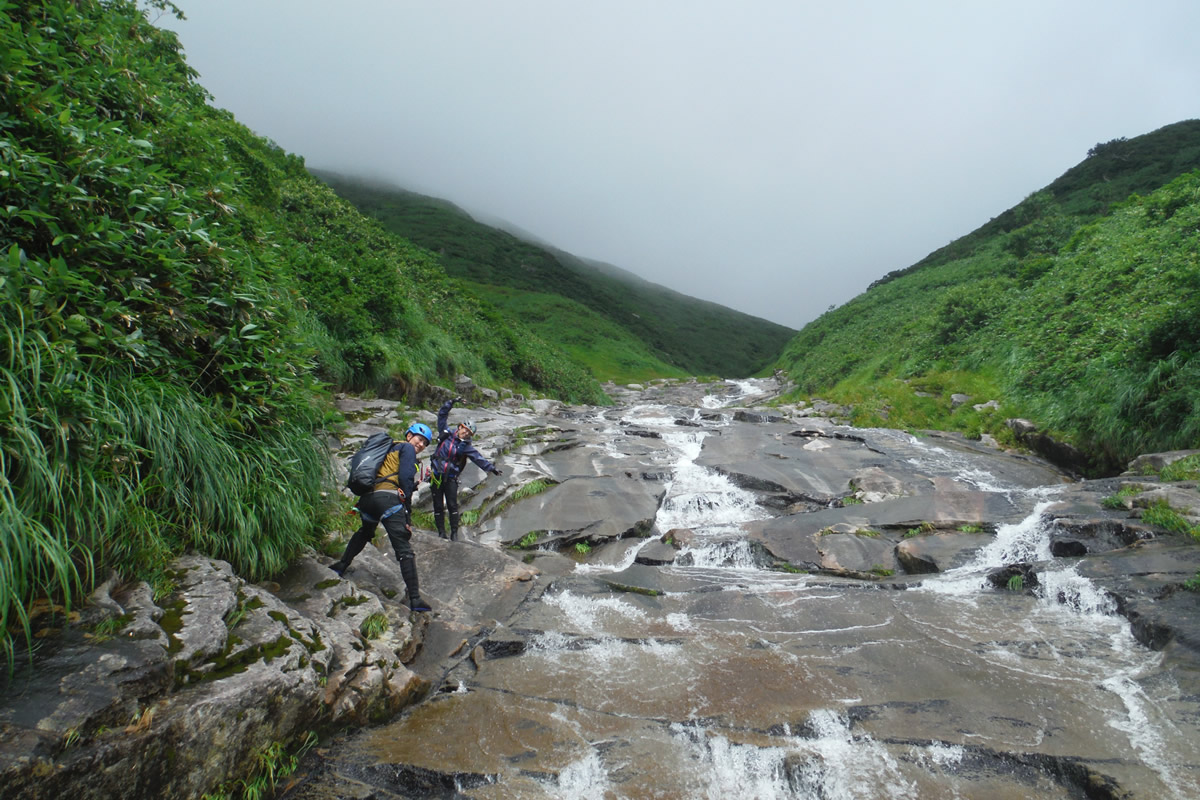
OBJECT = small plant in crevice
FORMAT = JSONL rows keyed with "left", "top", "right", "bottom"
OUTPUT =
{"left": 510, "top": 531, "right": 543, "bottom": 550}
{"left": 360, "top": 613, "right": 389, "bottom": 640}
{"left": 477, "top": 479, "right": 557, "bottom": 525}
{"left": 1007, "top": 575, "right": 1025, "bottom": 592}
{"left": 320, "top": 536, "right": 347, "bottom": 558}
{"left": 1101, "top": 484, "right": 1143, "bottom": 510}
{"left": 204, "top": 731, "right": 318, "bottom": 800}
{"left": 88, "top": 615, "right": 132, "bottom": 643}
{"left": 904, "top": 522, "right": 937, "bottom": 538}
{"left": 1140, "top": 500, "right": 1200, "bottom": 539}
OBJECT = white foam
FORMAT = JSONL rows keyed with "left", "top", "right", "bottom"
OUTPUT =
{"left": 667, "top": 709, "right": 917, "bottom": 800}
{"left": 540, "top": 590, "right": 647, "bottom": 635}
{"left": 544, "top": 750, "right": 611, "bottom": 798}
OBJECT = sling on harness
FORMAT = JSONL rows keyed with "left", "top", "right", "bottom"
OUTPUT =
{"left": 357, "top": 502, "right": 406, "bottom": 524}
{"left": 432, "top": 435, "right": 458, "bottom": 480}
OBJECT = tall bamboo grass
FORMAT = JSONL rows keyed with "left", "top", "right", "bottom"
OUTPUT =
{"left": 1, "top": 309, "right": 330, "bottom": 666}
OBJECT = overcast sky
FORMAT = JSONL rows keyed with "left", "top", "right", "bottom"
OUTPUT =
{"left": 156, "top": 1, "right": 1199, "bottom": 329}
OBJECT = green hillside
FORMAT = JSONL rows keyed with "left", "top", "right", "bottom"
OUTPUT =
{"left": 0, "top": 0, "right": 602, "bottom": 663}
{"left": 312, "top": 172, "right": 795, "bottom": 378}
{"left": 471, "top": 285, "right": 688, "bottom": 383}
{"left": 777, "top": 121, "right": 1200, "bottom": 475}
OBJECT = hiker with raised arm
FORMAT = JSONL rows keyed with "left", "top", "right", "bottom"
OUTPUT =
{"left": 431, "top": 396, "right": 502, "bottom": 541}
{"left": 331, "top": 423, "right": 435, "bottom": 612}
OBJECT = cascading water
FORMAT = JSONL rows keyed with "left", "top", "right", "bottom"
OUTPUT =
{"left": 516, "top": 387, "right": 1006, "bottom": 798}
{"left": 330, "top": 378, "right": 1200, "bottom": 800}
{"left": 915, "top": 501, "right": 1199, "bottom": 799}
{"left": 654, "top": 429, "right": 769, "bottom": 569}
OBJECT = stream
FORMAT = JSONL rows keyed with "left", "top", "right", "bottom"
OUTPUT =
{"left": 296, "top": 380, "right": 1200, "bottom": 799}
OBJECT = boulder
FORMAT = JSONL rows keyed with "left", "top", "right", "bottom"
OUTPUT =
{"left": 895, "top": 531, "right": 992, "bottom": 574}
{"left": 1047, "top": 516, "right": 1158, "bottom": 553}
{"left": 732, "top": 409, "right": 786, "bottom": 424}
{"left": 1123, "top": 449, "right": 1200, "bottom": 476}
{"left": 1132, "top": 485, "right": 1200, "bottom": 522}
{"left": 849, "top": 467, "right": 924, "bottom": 503}
{"left": 985, "top": 563, "right": 1039, "bottom": 592}
{"left": 635, "top": 540, "right": 679, "bottom": 566}
{"left": 662, "top": 528, "right": 695, "bottom": 549}
{"left": 1005, "top": 418, "right": 1090, "bottom": 475}
{"left": 530, "top": 398, "right": 562, "bottom": 416}
{"left": 816, "top": 530, "right": 900, "bottom": 576}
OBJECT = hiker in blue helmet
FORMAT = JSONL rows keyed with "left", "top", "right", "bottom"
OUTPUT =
{"left": 330, "top": 423, "right": 434, "bottom": 612}
{"left": 431, "top": 396, "right": 501, "bottom": 541}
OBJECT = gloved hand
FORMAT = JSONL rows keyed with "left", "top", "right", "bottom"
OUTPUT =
{"left": 453, "top": 395, "right": 464, "bottom": 404}
{"left": 492, "top": 468, "right": 502, "bottom": 476}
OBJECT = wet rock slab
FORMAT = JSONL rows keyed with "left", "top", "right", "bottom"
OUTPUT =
{"left": 480, "top": 475, "right": 665, "bottom": 547}
{"left": 696, "top": 423, "right": 1068, "bottom": 506}
{"left": 1069, "top": 537, "right": 1200, "bottom": 663}
{"left": 746, "top": 490, "right": 1025, "bottom": 572}
{"left": 290, "top": 563, "right": 1200, "bottom": 800}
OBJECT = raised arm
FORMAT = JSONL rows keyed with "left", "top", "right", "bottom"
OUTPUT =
{"left": 437, "top": 398, "right": 455, "bottom": 436}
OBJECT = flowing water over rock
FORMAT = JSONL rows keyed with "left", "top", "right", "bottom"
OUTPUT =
{"left": 293, "top": 380, "right": 1200, "bottom": 799}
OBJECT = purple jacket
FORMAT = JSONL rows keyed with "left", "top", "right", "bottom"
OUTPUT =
{"left": 431, "top": 399, "right": 498, "bottom": 480}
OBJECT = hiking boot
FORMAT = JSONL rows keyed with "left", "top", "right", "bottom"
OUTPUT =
{"left": 398, "top": 555, "right": 430, "bottom": 612}
{"left": 329, "top": 560, "right": 347, "bottom": 577}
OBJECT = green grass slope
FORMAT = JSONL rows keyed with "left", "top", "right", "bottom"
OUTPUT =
{"left": 0, "top": 0, "right": 601, "bottom": 663}
{"left": 776, "top": 121, "right": 1200, "bottom": 475}
{"left": 312, "top": 172, "right": 796, "bottom": 378}
{"left": 469, "top": 284, "right": 688, "bottom": 383}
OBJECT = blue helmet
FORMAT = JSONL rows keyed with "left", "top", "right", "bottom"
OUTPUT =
{"left": 407, "top": 422, "right": 433, "bottom": 443}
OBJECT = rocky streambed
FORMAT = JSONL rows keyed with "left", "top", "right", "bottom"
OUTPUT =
{"left": 4, "top": 378, "right": 1200, "bottom": 799}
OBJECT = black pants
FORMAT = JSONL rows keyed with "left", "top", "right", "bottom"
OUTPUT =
{"left": 340, "top": 490, "right": 414, "bottom": 565}
{"left": 431, "top": 473, "right": 460, "bottom": 538}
